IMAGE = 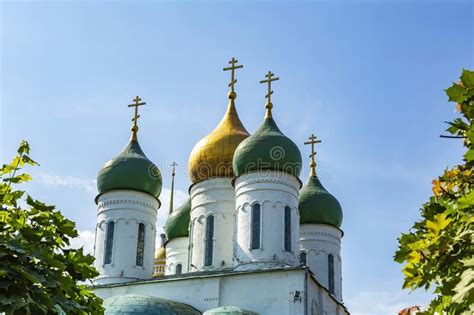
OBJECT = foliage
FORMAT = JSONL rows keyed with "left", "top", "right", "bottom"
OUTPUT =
{"left": 0, "top": 141, "right": 104, "bottom": 314}
{"left": 395, "top": 69, "right": 474, "bottom": 314}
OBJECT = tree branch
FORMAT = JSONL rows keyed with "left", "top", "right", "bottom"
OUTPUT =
{"left": 440, "top": 135, "right": 466, "bottom": 139}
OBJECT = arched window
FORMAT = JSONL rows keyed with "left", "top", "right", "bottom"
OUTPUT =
{"left": 328, "top": 254, "right": 335, "bottom": 294}
{"left": 300, "top": 251, "right": 307, "bottom": 266}
{"left": 250, "top": 204, "right": 261, "bottom": 249}
{"left": 176, "top": 263, "right": 182, "bottom": 275}
{"left": 136, "top": 223, "right": 145, "bottom": 266}
{"left": 104, "top": 221, "right": 115, "bottom": 265}
{"left": 204, "top": 215, "right": 214, "bottom": 266}
{"left": 284, "top": 206, "right": 291, "bottom": 252}
{"left": 311, "top": 300, "right": 319, "bottom": 315}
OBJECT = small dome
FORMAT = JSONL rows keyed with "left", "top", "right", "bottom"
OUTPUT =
{"left": 233, "top": 116, "right": 302, "bottom": 178}
{"left": 153, "top": 247, "right": 166, "bottom": 277}
{"left": 97, "top": 138, "right": 162, "bottom": 201}
{"left": 155, "top": 247, "right": 166, "bottom": 260}
{"left": 204, "top": 306, "right": 258, "bottom": 315}
{"left": 299, "top": 175, "right": 343, "bottom": 228}
{"left": 188, "top": 99, "right": 249, "bottom": 183}
{"left": 164, "top": 198, "right": 191, "bottom": 240}
{"left": 104, "top": 294, "right": 201, "bottom": 315}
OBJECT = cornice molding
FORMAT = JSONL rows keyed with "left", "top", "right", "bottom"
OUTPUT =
{"left": 98, "top": 198, "right": 157, "bottom": 212}
{"left": 166, "top": 244, "right": 189, "bottom": 252}
{"left": 191, "top": 184, "right": 233, "bottom": 198}
{"left": 235, "top": 176, "right": 299, "bottom": 195}
{"left": 300, "top": 230, "right": 341, "bottom": 242}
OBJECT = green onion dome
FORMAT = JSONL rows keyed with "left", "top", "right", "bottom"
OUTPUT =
{"left": 204, "top": 306, "right": 258, "bottom": 315}
{"left": 164, "top": 198, "right": 191, "bottom": 240}
{"left": 97, "top": 137, "right": 162, "bottom": 201}
{"left": 103, "top": 294, "right": 201, "bottom": 315}
{"left": 233, "top": 114, "right": 302, "bottom": 179}
{"left": 299, "top": 175, "right": 343, "bottom": 228}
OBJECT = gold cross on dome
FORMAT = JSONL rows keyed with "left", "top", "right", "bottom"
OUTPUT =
{"left": 223, "top": 57, "right": 244, "bottom": 98}
{"left": 127, "top": 96, "right": 146, "bottom": 140}
{"left": 259, "top": 71, "right": 279, "bottom": 113}
{"left": 304, "top": 133, "right": 322, "bottom": 176}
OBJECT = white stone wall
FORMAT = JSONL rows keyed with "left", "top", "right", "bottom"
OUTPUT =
{"left": 93, "top": 190, "right": 159, "bottom": 285}
{"left": 306, "top": 274, "right": 345, "bottom": 315}
{"left": 189, "top": 177, "right": 235, "bottom": 271}
{"left": 300, "top": 224, "right": 343, "bottom": 302}
{"left": 234, "top": 171, "right": 301, "bottom": 270}
{"left": 94, "top": 268, "right": 349, "bottom": 315}
{"left": 165, "top": 237, "right": 189, "bottom": 275}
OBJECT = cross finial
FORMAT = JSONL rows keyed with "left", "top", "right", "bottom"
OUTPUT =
{"left": 169, "top": 162, "right": 177, "bottom": 215}
{"left": 259, "top": 71, "right": 280, "bottom": 118}
{"left": 171, "top": 161, "right": 177, "bottom": 176}
{"left": 127, "top": 96, "right": 146, "bottom": 140}
{"left": 223, "top": 57, "right": 244, "bottom": 100}
{"left": 304, "top": 133, "right": 322, "bottom": 176}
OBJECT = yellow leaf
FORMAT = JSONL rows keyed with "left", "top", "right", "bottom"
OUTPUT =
{"left": 446, "top": 169, "right": 458, "bottom": 178}
{"left": 408, "top": 251, "right": 422, "bottom": 264}
{"left": 446, "top": 182, "right": 456, "bottom": 192}
{"left": 0, "top": 211, "right": 9, "bottom": 223}
{"left": 432, "top": 179, "right": 443, "bottom": 196}
{"left": 426, "top": 213, "right": 452, "bottom": 234}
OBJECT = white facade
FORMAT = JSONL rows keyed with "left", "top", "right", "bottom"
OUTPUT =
{"left": 165, "top": 237, "right": 189, "bottom": 275}
{"left": 234, "top": 171, "right": 301, "bottom": 270}
{"left": 93, "top": 190, "right": 160, "bottom": 285}
{"left": 300, "top": 224, "right": 343, "bottom": 302}
{"left": 94, "top": 267, "right": 348, "bottom": 315}
{"left": 189, "top": 177, "right": 236, "bottom": 272}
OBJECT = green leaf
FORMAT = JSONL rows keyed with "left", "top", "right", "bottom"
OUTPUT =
{"left": 457, "top": 190, "right": 474, "bottom": 209}
{"left": 460, "top": 69, "right": 474, "bottom": 89}
{"left": 446, "top": 83, "right": 466, "bottom": 103}
{"left": 467, "top": 128, "right": 474, "bottom": 143}
{"left": 21, "top": 155, "right": 38, "bottom": 166}
{"left": 17, "top": 140, "right": 30, "bottom": 155}
{"left": 397, "top": 69, "right": 474, "bottom": 314}
{"left": 464, "top": 149, "right": 474, "bottom": 162}
{"left": 0, "top": 141, "right": 104, "bottom": 314}
{"left": 453, "top": 257, "right": 474, "bottom": 304}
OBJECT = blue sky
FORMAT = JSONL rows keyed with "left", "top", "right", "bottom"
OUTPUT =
{"left": 1, "top": 1, "right": 473, "bottom": 314}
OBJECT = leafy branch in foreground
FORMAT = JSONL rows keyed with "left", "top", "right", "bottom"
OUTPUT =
{"left": 0, "top": 141, "right": 104, "bottom": 314}
{"left": 395, "top": 69, "right": 474, "bottom": 314}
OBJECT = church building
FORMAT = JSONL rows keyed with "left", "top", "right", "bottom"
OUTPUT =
{"left": 91, "top": 58, "right": 349, "bottom": 315}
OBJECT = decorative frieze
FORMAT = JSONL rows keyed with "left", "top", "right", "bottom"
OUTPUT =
{"left": 98, "top": 198, "right": 156, "bottom": 211}
{"left": 300, "top": 230, "right": 341, "bottom": 242}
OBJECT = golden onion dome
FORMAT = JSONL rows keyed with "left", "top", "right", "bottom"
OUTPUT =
{"left": 188, "top": 95, "right": 249, "bottom": 183}
{"left": 154, "top": 247, "right": 166, "bottom": 260}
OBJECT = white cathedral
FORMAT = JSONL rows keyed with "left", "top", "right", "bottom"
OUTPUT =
{"left": 91, "top": 59, "right": 349, "bottom": 315}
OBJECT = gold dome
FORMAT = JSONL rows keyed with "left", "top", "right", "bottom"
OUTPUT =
{"left": 153, "top": 247, "right": 166, "bottom": 277}
{"left": 154, "top": 247, "right": 166, "bottom": 260}
{"left": 188, "top": 96, "right": 249, "bottom": 183}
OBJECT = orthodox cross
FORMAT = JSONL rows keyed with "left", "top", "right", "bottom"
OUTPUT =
{"left": 304, "top": 133, "right": 322, "bottom": 176}
{"left": 223, "top": 57, "right": 244, "bottom": 98}
{"left": 259, "top": 71, "right": 279, "bottom": 114}
{"left": 128, "top": 96, "right": 146, "bottom": 139}
{"left": 169, "top": 162, "right": 177, "bottom": 214}
{"left": 171, "top": 161, "right": 177, "bottom": 176}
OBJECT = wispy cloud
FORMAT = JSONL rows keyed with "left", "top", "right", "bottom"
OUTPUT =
{"left": 67, "top": 187, "right": 189, "bottom": 255}
{"left": 36, "top": 173, "right": 96, "bottom": 194}
{"left": 345, "top": 290, "right": 431, "bottom": 315}
{"left": 69, "top": 230, "right": 95, "bottom": 255}
{"left": 35, "top": 172, "right": 189, "bottom": 249}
